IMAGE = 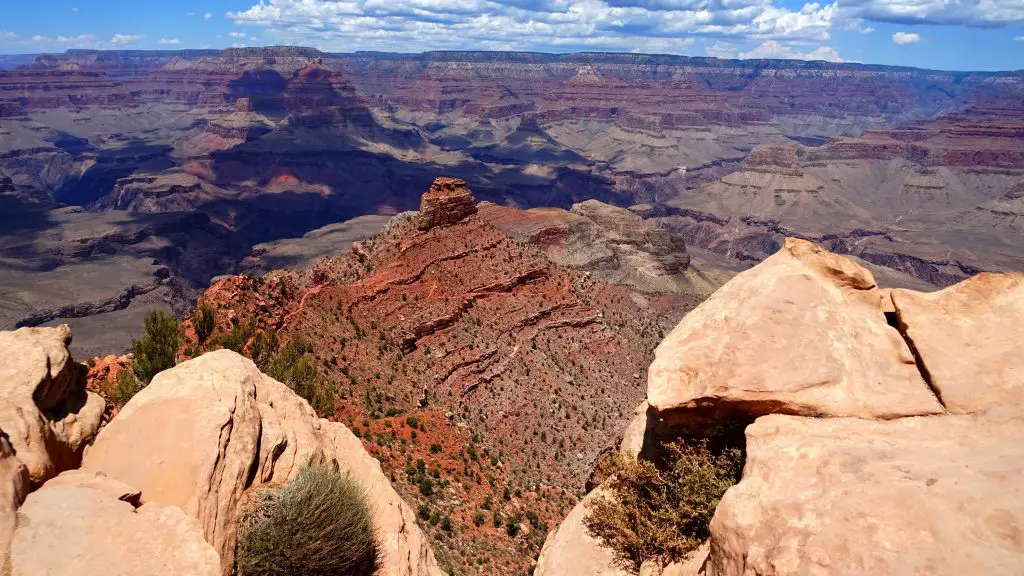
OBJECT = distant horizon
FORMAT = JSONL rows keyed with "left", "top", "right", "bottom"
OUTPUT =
{"left": 4, "top": 45, "right": 1024, "bottom": 76}
{"left": 2, "top": 0, "right": 1023, "bottom": 72}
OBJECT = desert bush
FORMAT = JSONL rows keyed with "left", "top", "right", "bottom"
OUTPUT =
{"left": 214, "top": 320, "right": 255, "bottom": 353}
{"left": 192, "top": 302, "right": 216, "bottom": 343}
{"left": 584, "top": 440, "right": 743, "bottom": 570}
{"left": 131, "top": 310, "right": 183, "bottom": 383}
{"left": 264, "top": 337, "right": 335, "bottom": 416}
{"left": 107, "top": 367, "right": 144, "bottom": 406}
{"left": 236, "top": 464, "right": 380, "bottom": 576}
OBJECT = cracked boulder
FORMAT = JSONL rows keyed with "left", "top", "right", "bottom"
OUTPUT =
{"left": 82, "top": 350, "right": 442, "bottom": 576}
{"left": 0, "top": 325, "right": 105, "bottom": 485}
{"left": 891, "top": 272, "right": 1024, "bottom": 414}
{"left": 9, "top": 471, "right": 220, "bottom": 576}
{"left": 647, "top": 237, "right": 943, "bottom": 423}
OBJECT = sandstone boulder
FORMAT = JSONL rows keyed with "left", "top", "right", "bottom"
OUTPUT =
{"left": 647, "top": 238, "right": 943, "bottom": 422}
{"left": 709, "top": 411, "right": 1024, "bottom": 575}
{"left": 0, "top": 325, "right": 104, "bottom": 484}
{"left": 535, "top": 486, "right": 632, "bottom": 576}
{"left": 9, "top": 471, "right": 219, "bottom": 576}
{"left": 0, "top": 432, "right": 28, "bottom": 576}
{"left": 891, "top": 272, "right": 1024, "bottom": 414}
{"left": 417, "top": 177, "right": 477, "bottom": 230}
{"left": 82, "top": 350, "right": 442, "bottom": 576}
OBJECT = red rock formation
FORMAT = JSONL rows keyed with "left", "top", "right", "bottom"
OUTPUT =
{"left": 416, "top": 177, "right": 478, "bottom": 230}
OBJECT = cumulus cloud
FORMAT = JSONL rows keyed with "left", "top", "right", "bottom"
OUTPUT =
{"left": 226, "top": 0, "right": 840, "bottom": 53}
{"left": 892, "top": 31, "right": 920, "bottom": 44}
{"left": 187, "top": 11, "right": 197, "bottom": 16}
{"left": 56, "top": 34, "right": 94, "bottom": 43}
{"left": 0, "top": 30, "right": 17, "bottom": 41}
{"left": 839, "top": 0, "right": 1024, "bottom": 27}
{"left": 111, "top": 33, "right": 143, "bottom": 44}
{"left": 229, "top": 31, "right": 247, "bottom": 37}
{"left": 1015, "top": 36, "right": 1024, "bottom": 41}
{"left": 739, "top": 40, "right": 844, "bottom": 61}
{"left": 70, "top": 7, "right": 79, "bottom": 12}
{"left": 159, "top": 38, "right": 181, "bottom": 45}
{"left": 204, "top": 12, "right": 213, "bottom": 20}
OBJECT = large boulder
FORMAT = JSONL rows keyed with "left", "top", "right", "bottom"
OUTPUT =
{"left": 709, "top": 411, "right": 1024, "bottom": 576}
{"left": 0, "top": 325, "right": 104, "bottom": 484}
{"left": 82, "top": 349, "right": 442, "bottom": 576}
{"left": 647, "top": 238, "right": 943, "bottom": 422}
{"left": 891, "top": 272, "right": 1024, "bottom": 414}
{"left": 9, "top": 471, "right": 219, "bottom": 576}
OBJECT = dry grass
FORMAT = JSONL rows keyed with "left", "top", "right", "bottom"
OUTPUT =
{"left": 584, "top": 440, "right": 742, "bottom": 571}
{"left": 236, "top": 463, "right": 381, "bottom": 576}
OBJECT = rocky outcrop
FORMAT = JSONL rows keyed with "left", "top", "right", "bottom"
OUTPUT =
{"left": 0, "top": 326, "right": 104, "bottom": 485}
{"left": 540, "top": 238, "right": 1024, "bottom": 576}
{"left": 417, "top": 177, "right": 477, "bottom": 230}
{"left": 647, "top": 238, "right": 942, "bottom": 423}
{"left": 479, "top": 199, "right": 692, "bottom": 294}
{"left": 81, "top": 350, "right": 442, "bottom": 576}
{"left": 10, "top": 471, "right": 220, "bottom": 576}
{"left": 891, "top": 272, "right": 1024, "bottom": 414}
{"left": 709, "top": 411, "right": 1024, "bottom": 576}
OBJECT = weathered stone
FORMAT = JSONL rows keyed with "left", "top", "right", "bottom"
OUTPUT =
{"left": 709, "top": 412, "right": 1024, "bottom": 576}
{"left": 0, "top": 325, "right": 104, "bottom": 484}
{"left": 535, "top": 486, "right": 631, "bottom": 576}
{"left": 417, "top": 177, "right": 477, "bottom": 230}
{"left": 82, "top": 350, "right": 442, "bottom": 576}
{"left": 892, "top": 272, "right": 1024, "bottom": 414}
{"left": 9, "top": 471, "right": 220, "bottom": 576}
{"left": 0, "top": 431, "right": 28, "bottom": 576}
{"left": 648, "top": 238, "right": 943, "bottom": 422}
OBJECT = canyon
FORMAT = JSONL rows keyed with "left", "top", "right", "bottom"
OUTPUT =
{"left": 1, "top": 47, "right": 1023, "bottom": 356}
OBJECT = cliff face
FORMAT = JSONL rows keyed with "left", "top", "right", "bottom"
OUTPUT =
{"left": 538, "top": 239, "right": 1024, "bottom": 576}
{"left": 2, "top": 46, "right": 1023, "bottom": 357}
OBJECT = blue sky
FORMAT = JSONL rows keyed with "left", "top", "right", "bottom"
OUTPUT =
{"left": 1, "top": 0, "right": 1022, "bottom": 71}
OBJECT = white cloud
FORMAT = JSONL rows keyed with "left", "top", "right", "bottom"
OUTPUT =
{"left": 232, "top": 42, "right": 247, "bottom": 48}
{"left": 892, "top": 31, "right": 921, "bottom": 44}
{"left": 860, "top": 26, "right": 875, "bottom": 33}
{"left": 187, "top": 11, "right": 196, "bottom": 16}
{"left": 1015, "top": 36, "right": 1024, "bottom": 41}
{"left": 159, "top": 38, "right": 181, "bottom": 45}
{"left": 705, "top": 41, "right": 738, "bottom": 59}
{"left": 841, "top": 0, "right": 1024, "bottom": 27}
{"left": 229, "top": 31, "right": 247, "bottom": 38}
{"left": 30, "top": 35, "right": 48, "bottom": 43}
{"left": 225, "top": 0, "right": 843, "bottom": 53}
{"left": 204, "top": 12, "right": 213, "bottom": 20}
{"left": 70, "top": 7, "right": 79, "bottom": 12}
{"left": 0, "top": 30, "right": 17, "bottom": 41}
{"left": 56, "top": 34, "right": 94, "bottom": 43}
{"left": 110, "top": 33, "right": 143, "bottom": 45}
{"left": 739, "top": 40, "right": 844, "bottom": 61}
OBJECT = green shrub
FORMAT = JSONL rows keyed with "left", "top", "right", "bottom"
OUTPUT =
{"left": 131, "top": 310, "right": 183, "bottom": 383}
{"left": 108, "top": 368, "right": 144, "bottom": 406}
{"left": 584, "top": 440, "right": 743, "bottom": 570}
{"left": 265, "top": 338, "right": 334, "bottom": 416}
{"left": 236, "top": 464, "right": 380, "bottom": 576}
{"left": 214, "top": 320, "right": 255, "bottom": 353}
{"left": 192, "top": 302, "right": 216, "bottom": 344}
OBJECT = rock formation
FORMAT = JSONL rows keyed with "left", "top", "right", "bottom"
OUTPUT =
{"left": 0, "top": 326, "right": 443, "bottom": 576}
{"left": 538, "top": 238, "right": 1024, "bottom": 576}
{"left": 647, "top": 238, "right": 943, "bottom": 423}
{"left": 10, "top": 471, "right": 220, "bottom": 576}
{"left": 480, "top": 200, "right": 695, "bottom": 294}
{"left": 417, "top": 177, "right": 477, "bottom": 230}
{"left": 0, "top": 325, "right": 104, "bottom": 485}
{"left": 82, "top": 350, "right": 443, "bottom": 576}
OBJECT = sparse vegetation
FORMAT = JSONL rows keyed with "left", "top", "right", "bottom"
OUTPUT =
{"left": 192, "top": 301, "right": 216, "bottom": 343}
{"left": 107, "top": 367, "right": 144, "bottom": 406}
{"left": 236, "top": 464, "right": 380, "bottom": 576}
{"left": 584, "top": 440, "right": 743, "bottom": 571}
{"left": 131, "top": 310, "right": 183, "bottom": 384}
